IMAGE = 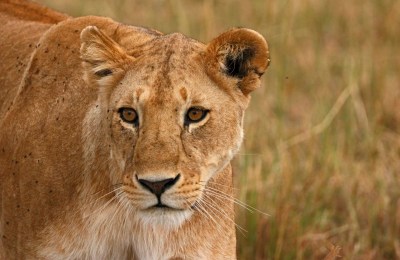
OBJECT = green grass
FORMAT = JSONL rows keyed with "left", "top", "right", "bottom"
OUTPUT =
{"left": 37, "top": 0, "right": 400, "bottom": 258}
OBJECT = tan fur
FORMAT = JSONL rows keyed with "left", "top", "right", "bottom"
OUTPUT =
{"left": 0, "top": 1, "right": 270, "bottom": 259}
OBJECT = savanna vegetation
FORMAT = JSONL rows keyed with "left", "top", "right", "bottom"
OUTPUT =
{"left": 37, "top": 0, "right": 400, "bottom": 258}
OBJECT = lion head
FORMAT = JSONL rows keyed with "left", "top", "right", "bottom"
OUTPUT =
{"left": 79, "top": 25, "right": 270, "bottom": 228}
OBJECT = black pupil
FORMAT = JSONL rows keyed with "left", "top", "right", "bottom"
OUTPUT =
{"left": 124, "top": 110, "right": 135, "bottom": 121}
{"left": 192, "top": 110, "right": 200, "bottom": 117}
{"left": 189, "top": 109, "right": 204, "bottom": 121}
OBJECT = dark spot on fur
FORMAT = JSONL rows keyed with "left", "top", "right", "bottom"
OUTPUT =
{"left": 6, "top": 221, "right": 9, "bottom": 225}
{"left": 74, "top": 29, "right": 79, "bottom": 33}
{"left": 95, "top": 69, "right": 112, "bottom": 77}
{"left": 147, "top": 65, "right": 155, "bottom": 71}
{"left": 29, "top": 44, "right": 32, "bottom": 48}
{"left": 44, "top": 48, "right": 49, "bottom": 53}
{"left": 27, "top": 208, "right": 30, "bottom": 212}
{"left": 49, "top": 190, "right": 53, "bottom": 193}
{"left": 35, "top": 180, "right": 39, "bottom": 184}
{"left": 17, "top": 205, "right": 20, "bottom": 208}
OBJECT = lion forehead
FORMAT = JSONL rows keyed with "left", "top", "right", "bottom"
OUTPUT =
{"left": 115, "top": 35, "right": 210, "bottom": 105}
{"left": 129, "top": 34, "right": 205, "bottom": 81}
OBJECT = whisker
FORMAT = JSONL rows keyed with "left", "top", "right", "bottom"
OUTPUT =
{"left": 91, "top": 187, "right": 124, "bottom": 206}
{"left": 199, "top": 181, "right": 239, "bottom": 190}
{"left": 235, "top": 153, "right": 263, "bottom": 156}
{"left": 204, "top": 188, "right": 270, "bottom": 217}
{"left": 203, "top": 188, "right": 254, "bottom": 213}
{"left": 120, "top": 197, "right": 133, "bottom": 229}
{"left": 204, "top": 187, "right": 270, "bottom": 217}
{"left": 90, "top": 183, "right": 123, "bottom": 196}
{"left": 84, "top": 193, "right": 118, "bottom": 219}
{"left": 198, "top": 182, "right": 269, "bottom": 216}
{"left": 202, "top": 194, "right": 248, "bottom": 236}
{"left": 201, "top": 203, "right": 231, "bottom": 234}
{"left": 109, "top": 191, "right": 124, "bottom": 225}
{"left": 194, "top": 199, "right": 226, "bottom": 237}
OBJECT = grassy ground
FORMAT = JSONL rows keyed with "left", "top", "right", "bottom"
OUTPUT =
{"left": 37, "top": 0, "right": 400, "bottom": 258}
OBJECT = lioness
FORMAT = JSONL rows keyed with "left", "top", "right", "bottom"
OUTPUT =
{"left": 0, "top": 0, "right": 270, "bottom": 259}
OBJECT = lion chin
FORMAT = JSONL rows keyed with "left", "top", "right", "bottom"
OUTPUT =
{"left": 0, "top": 0, "right": 270, "bottom": 258}
{"left": 135, "top": 208, "right": 194, "bottom": 230}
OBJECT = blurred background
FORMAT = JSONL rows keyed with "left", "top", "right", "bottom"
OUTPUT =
{"left": 36, "top": 0, "right": 400, "bottom": 259}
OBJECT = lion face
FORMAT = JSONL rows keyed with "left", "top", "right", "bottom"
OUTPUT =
{"left": 80, "top": 26, "right": 269, "bottom": 227}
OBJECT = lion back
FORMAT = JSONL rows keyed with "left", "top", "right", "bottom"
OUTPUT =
{"left": 0, "top": 0, "right": 67, "bottom": 114}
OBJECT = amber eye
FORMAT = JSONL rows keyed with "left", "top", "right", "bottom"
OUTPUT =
{"left": 119, "top": 108, "right": 138, "bottom": 125}
{"left": 185, "top": 107, "right": 209, "bottom": 125}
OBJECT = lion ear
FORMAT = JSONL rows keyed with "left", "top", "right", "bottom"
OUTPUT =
{"left": 206, "top": 28, "right": 270, "bottom": 96}
{"left": 80, "top": 26, "right": 133, "bottom": 88}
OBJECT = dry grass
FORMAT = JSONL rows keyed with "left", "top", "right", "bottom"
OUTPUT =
{"left": 37, "top": 0, "right": 400, "bottom": 258}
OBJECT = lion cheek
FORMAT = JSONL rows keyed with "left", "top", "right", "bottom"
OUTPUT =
{"left": 110, "top": 148, "right": 126, "bottom": 172}
{"left": 200, "top": 151, "right": 232, "bottom": 183}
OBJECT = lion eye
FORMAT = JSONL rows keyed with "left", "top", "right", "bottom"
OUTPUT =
{"left": 119, "top": 108, "right": 138, "bottom": 125}
{"left": 185, "top": 107, "right": 209, "bottom": 125}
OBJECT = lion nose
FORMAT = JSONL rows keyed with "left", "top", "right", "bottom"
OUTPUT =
{"left": 137, "top": 174, "right": 180, "bottom": 197}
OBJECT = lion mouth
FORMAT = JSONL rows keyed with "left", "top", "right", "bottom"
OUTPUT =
{"left": 154, "top": 202, "right": 169, "bottom": 208}
{"left": 146, "top": 203, "right": 185, "bottom": 211}
{"left": 151, "top": 202, "right": 173, "bottom": 209}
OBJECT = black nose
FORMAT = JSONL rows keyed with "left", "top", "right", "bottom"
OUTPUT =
{"left": 137, "top": 174, "right": 180, "bottom": 197}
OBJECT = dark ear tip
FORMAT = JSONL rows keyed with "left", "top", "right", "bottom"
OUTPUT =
{"left": 206, "top": 28, "right": 270, "bottom": 95}
{"left": 94, "top": 69, "right": 113, "bottom": 77}
{"left": 224, "top": 47, "right": 255, "bottom": 78}
{"left": 207, "top": 28, "right": 270, "bottom": 79}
